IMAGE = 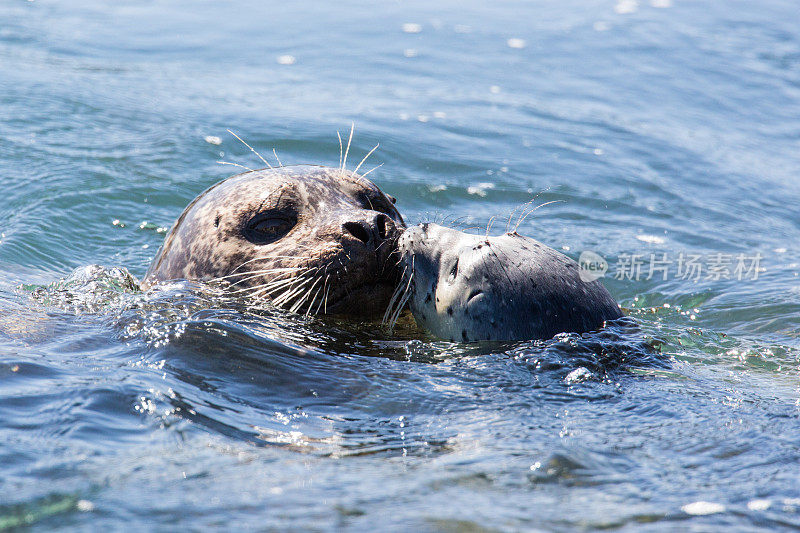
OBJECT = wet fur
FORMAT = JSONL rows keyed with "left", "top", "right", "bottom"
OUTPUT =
{"left": 394, "top": 223, "right": 623, "bottom": 341}
{"left": 145, "top": 165, "right": 405, "bottom": 316}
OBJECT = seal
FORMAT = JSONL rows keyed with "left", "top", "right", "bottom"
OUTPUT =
{"left": 144, "top": 165, "right": 405, "bottom": 317}
{"left": 393, "top": 223, "right": 623, "bottom": 341}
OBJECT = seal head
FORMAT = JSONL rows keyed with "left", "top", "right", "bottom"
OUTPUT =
{"left": 145, "top": 165, "right": 404, "bottom": 317}
{"left": 397, "top": 223, "right": 623, "bottom": 341}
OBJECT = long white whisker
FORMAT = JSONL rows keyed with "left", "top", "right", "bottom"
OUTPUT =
{"left": 291, "top": 274, "right": 324, "bottom": 314}
{"left": 251, "top": 278, "right": 302, "bottom": 301}
{"left": 213, "top": 266, "right": 303, "bottom": 284}
{"left": 230, "top": 275, "right": 297, "bottom": 296}
{"left": 305, "top": 282, "right": 325, "bottom": 317}
{"left": 216, "top": 161, "right": 255, "bottom": 172}
{"left": 486, "top": 215, "right": 497, "bottom": 238}
{"left": 389, "top": 280, "right": 413, "bottom": 330}
{"left": 360, "top": 163, "right": 383, "bottom": 179}
{"left": 227, "top": 129, "right": 273, "bottom": 169}
{"left": 246, "top": 273, "right": 310, "bottom": 297}
{"left": 323, "top": 283, "right": 331, "bottom": 314}
{"left": 224, "top": 269, "right": 303, "bottom": 288}
{"left": 272, "top": 148, "right": 283, "bottom": 167}
{"left": 337, "top": 131, "right": 343, "bottom": 170}
{"left": 384, "top": 258, "right": 414, "bottom": 329}
{"left": 245, "top": 265, "right": 322, "bottom": 296}
{"left": 273, "top": 277, "right": 314, "bottom": 306}
{"left": 514, "top": 200, "right": 563, "bottom": 232}
{"left": 229, "top": 256, "right": 312, "bottom": 274}
{"left": 354, "top": 143, "right": 379, "bottom": 176}
{"left": 342, "top": 122, "right": 354, "bottom": 171}
{"left": 314, "top": 275, "right": 330, "bottom": 316}
{"left": 506, "top": 188, "right": 551, "bottom": 233}
{"left": 382, "top": 265, "right": 409, "bottom": 324}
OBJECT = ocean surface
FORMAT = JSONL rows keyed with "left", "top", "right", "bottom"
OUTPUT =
{"left": 2, "top": 0, "right": 800, "bottom": 530}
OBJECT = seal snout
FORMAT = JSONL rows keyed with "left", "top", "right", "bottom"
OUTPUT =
{"left": 342, "top": 213, "right": 396, "bottom": 248}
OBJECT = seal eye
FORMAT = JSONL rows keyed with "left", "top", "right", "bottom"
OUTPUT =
{"left": 243, "top": 214, "right": 297, "bottom": 245}
{"left": 447, "top": 259, "right": 459, "bottom": 282}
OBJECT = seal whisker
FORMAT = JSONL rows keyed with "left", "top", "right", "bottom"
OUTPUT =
{"left": 216, "top": 161, "right": 255, "bottom": 172}
{"left": 223, "top": 269, "right": 305, "bottom": 289}
{"left": 485, "top": 215, "right": 498, "bottom": 239}
{"left": 353, "top": 143, "right": 379, "bottom": 176}
{"left": 273, "top": 276, "right": 315, "bottom": 307}
{"left": 214, "top": 263, "right": 310, "bottom": 286}
{"left": 514, "top": 199, "right": 563, "bottom": 233}
{"left": 505, "top": 191, "right": 550, "bottom": 233}
{"left": 314, "top": 275, "right": 331, "bottom": 316}
{"left": 337, "top": 130, "right": 344, "bottom": 170}
{"left": 230, "top": 274, "right": 299, "bottom": 296}
{"left": 360, "top": 163, "right": 383, "bottom": 179}
{"left": 384, "top": 260, "right": 414, "bottom": 329}
{"left": 291, "top": 274, "right": 324, "bottom": 314}
{"left": 383, "top": 265, "right": 409, "bottom": 324}
{"left": 342, "top": 122, "right": 354, "bottom": 172}
{"left": 227, "top": 129, "right": 273, "bottom": 170}
{"left": 270, "top": 282, "right": 309, "bottom": 308}
{"left": 388, "top": 280, "right": 413, "bottom": 330}
{"left": 244, "top": 268, "right": 317, "bottom": 297}
{"left": 272, "top": 148, "right": 283, "bottom": 167}
{"left": 304, "top": 280, "right": 325, "bottom": 317}
{"left": 445, "top": 215, "right": 471, "bottom": 230}
{"left": 229, "top": 256, "right": 313, "bottom": 274}
{"left": 323, "top": 283, "right": 332, "bottom": 314}
{"left": 213, "top": 267, "right": 304, "bottom": 284}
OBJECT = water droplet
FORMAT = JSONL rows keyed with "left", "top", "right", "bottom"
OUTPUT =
{"left": 681, "top": 501, "right": 725, "bottom": 515}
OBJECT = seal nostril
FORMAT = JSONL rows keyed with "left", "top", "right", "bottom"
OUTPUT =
{"left": 376, "top": 214, "right": 389, "bottom": 240}
{"left": 344, "top": 221, "right": 371, "bottom": 245}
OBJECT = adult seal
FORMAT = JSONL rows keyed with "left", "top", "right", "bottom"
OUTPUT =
{"left": 144, "top": 165, "right": 405, "bottom": 317}
{"left": 394, "top": 223, "right": 623, "bottom": 342}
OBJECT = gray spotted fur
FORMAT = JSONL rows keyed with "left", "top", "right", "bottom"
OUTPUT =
{"left": 398, "top": 223, "right": 623, "bottom": 341}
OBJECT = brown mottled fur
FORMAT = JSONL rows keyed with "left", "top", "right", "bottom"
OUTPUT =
{"left": 145, "top": 165, "right": 404, "bottom": 316}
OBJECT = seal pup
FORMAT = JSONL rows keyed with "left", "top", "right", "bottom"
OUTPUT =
{"left": 145, "top": 165, "right": 405, "bottom": 317}
{"left": 391, "top": 223, "right": 623, "bottom": 341}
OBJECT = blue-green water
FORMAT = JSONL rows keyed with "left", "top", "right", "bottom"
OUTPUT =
{"left": 2, "top": 0, "right": 800, "bottom": 530}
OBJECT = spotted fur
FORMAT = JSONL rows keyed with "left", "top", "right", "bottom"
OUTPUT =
{"left": 144, "top": 165, "right": 404, "bottom": 316}
{"left": 396, "top": 223, "right": 623, "bottom": 341}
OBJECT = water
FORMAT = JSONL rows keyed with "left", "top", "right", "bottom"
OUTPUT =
{"left": 2, "top": 0, "right": 800, "bottom": 529}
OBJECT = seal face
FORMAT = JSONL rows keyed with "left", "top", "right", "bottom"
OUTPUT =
{"left": 145, "top": 165, "right": 405, "bottom": 317}
{"left": 396, "top": 223, "right": 623, "bottom": 342}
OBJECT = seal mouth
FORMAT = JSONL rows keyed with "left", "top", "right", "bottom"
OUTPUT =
{"left": 466, "top": 289, "right": 483, "bottom": 304}
{"left": 324, "top": 280, "right": 398, "bottom": 317}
